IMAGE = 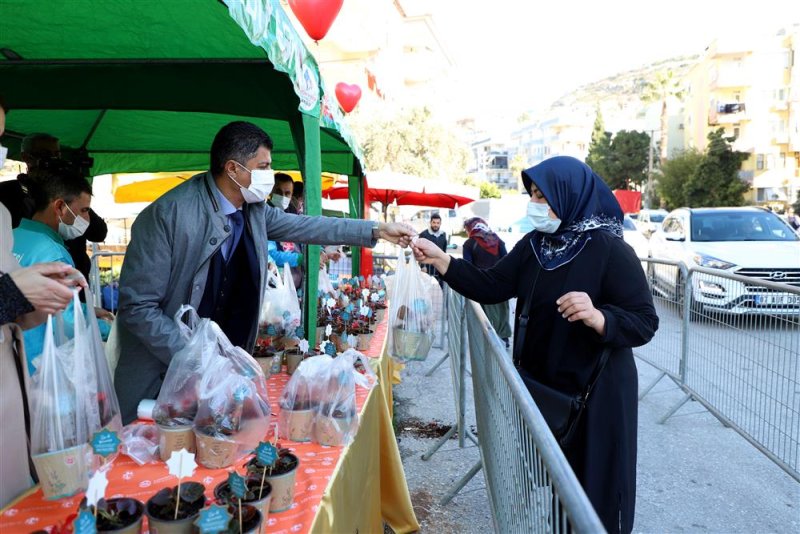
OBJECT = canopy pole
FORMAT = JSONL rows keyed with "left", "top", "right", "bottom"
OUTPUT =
{"left": 347, "top": 174, "right": 362, "bottom": 278}
{"left": 290, "top": 113, "right": 322, "bottom": 345}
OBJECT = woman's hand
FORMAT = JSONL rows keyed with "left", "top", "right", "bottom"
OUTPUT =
{"left": 412, "top": 238, "right": 451, "bottom": 275}
{"left": 10, "top": 262, "right": 85, "bottom": 315}
{"left": 556, "top": 291, "right": 606, "bottom": 336}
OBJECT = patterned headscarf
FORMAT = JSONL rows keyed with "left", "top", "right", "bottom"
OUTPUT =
{"left": 521, "top": 156, "right": 623, "bottom": 270}
{"left": 464, "top": 217, "right": 500, "bottom": 256}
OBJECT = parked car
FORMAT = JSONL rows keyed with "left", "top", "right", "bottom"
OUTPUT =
{"left": 622, "top": 215, "right": 650, "bottom": 259}
{"left": 636, "top": 208, "right": 669, "bottom": 235}
{"left": 648, "top": 207, "right": 800, "bottom": 318}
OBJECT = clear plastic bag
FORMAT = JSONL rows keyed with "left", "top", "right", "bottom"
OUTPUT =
{"left": 278, "top": 355, "right": 333, "bottom": 442}
{"left": 313, "top": 349, "right": 377, "bottom": 446}
{"left": 29, "top": 288, "right": 119, "bottom": 499}
{"left": 193, "top": 329, "right": 270, "bottom": 469}
{"left": 153, "top": 306, "right": 220, "bottom": 427}
{"left": 318, "top": 265, "right": 336, "bottom": 296}
{"left": 121, "top": 424, "right": 159, "bottom": 466}
{"left": 387, "top": 253, "right": 436, "bottom": 361}
{"left": 259, "top": 263, "right": 303, "bottom": 338}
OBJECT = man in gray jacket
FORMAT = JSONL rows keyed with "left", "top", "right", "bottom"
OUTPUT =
{"left": 114, "top": 121, "right": 414, "bottom": 423}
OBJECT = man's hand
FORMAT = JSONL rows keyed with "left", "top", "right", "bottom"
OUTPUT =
{"left": 556, "top": 291, "right": 606, "bottom": 336}
{"left": 10, "top": 262, "right": 85, "bottom": 315}
{"left": 378, "top": 222, "right": 416, "bottom": 247}
{"left": 412, "top": 238, "right": 451, "bottom": 275}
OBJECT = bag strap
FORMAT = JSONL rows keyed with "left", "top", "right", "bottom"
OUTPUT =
{"left": 512, "top": 262, "right": 612, "bottom": 402}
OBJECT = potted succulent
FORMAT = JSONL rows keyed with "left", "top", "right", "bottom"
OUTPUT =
{"left": 213, "top": 476, "right": 272, "bottom": 521}
{"left": 77, "top": 497, "right": 145, "bottom": 534}
{"left": 245, "top": 449, "right": 299, "bottom": 513}
{"left": 145, "top": 482, "right": 207, "bottom": 534}
{"left": 194, "top": 406, "right": 243, "bottom": 469}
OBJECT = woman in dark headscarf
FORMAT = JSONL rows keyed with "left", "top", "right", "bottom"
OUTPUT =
{"left": 412, "top": 156, "right": 658, "bottom": 533}
{"left": 462, "top": 217, "right": 512, "bottom": 346}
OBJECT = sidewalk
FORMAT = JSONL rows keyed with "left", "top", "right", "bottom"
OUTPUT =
{"left": 391, "top": 344, "right": 799, "bottom": 533}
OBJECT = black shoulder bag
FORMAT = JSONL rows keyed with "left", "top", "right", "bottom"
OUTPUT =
{"left": 513, "top": 266, "right": 611, "bottom": 447}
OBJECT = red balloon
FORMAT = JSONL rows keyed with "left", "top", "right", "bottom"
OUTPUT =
{"left": 335, "top": 83, "right": 362, "bottom": 113}
{"left": 288, "top": 0, "right": 344, "bottom": 41}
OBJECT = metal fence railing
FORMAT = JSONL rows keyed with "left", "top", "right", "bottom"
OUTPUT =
{"left": 638, "top": 258, "right": 800, "bottom": 482}
{"left": 371, "top": 253, "right": 399, "bottom": 276}
{"left": 464, "top": 299, "right": 606, "bottom": 533}
{"left": 88, "top": 245, "right": 126, "bottom": 313}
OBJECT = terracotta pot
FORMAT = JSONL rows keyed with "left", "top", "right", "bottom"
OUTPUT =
{"left": 313, "top": 414, "right": 355, "bottom": 446}
{"left": 194, "top": 431, "right": 239, "bottom": 469}
{"left": 32, "top": 443, "right": 90, "bottom": 500}
{"left": 158, "top": 424, "right": 196, "bottom": 462}
{"left": 278, "top": 408, "right": 315, "bottom": 442}
{"left": 213, "top": 478, "right": 272, "bottom": 523}
{"left": 285, "top": 349, "right": 304, "bottom": 375}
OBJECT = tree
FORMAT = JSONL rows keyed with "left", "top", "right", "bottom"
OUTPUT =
{"left": 350, "top": 107, "right": 469, "bottom": 180}
{"left": 585, "top": 109, "right": 613, "bottom": 182}
{"left": 658, "top": 149, "right": 703, "bottom": 209}
{"left": 683, "top": 129, "right": 749, "bottom": 207}
{"left": 642, "top": 69, "right": 684, "bottom": 164}
{"left": 606, "top": 130, "right": 650, "bottom": 190}
{"left": 479, "top": 181, "right": 502, "bottom": 199}
{"left": 509, "top": 153, "right": 527, "bottom": 192}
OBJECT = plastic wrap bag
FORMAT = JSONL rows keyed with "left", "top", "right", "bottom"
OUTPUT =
{"left": 318, "top": 265, "right": 336, "bottom": 296}
{"left": 259, "top": 263, "right": 303, "bottom": 338}
{"left": 278, "top": 355, "right": 333, "bottom": 442}
{"left": 153, "top": 306, "right": 220, "bottom": 427}
{"left": 29, "top": 292, "right": 101, "bottom": 499}
{"left": 314, "top": 349, "right": 377, "bottom": 446}
{"left": 121, "top": 424, "right": 159, "bottom": 465}
{"left": 193, "top": 329, "right": 270, "bottom": 469}
{"left": 387, "top": 253, "right": 435, "bottom": 361}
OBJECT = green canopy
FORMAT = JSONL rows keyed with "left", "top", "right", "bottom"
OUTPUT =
{"left": 0, "top": 0, "right": 366, "bottom": 337}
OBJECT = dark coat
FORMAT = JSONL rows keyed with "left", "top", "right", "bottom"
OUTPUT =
{"left": 443, "top": 230, "right": 658, "bottom": 534}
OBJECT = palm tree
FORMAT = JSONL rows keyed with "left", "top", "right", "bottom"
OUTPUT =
{"left": 642, "top": 70, "right": 684, "bottom": 164}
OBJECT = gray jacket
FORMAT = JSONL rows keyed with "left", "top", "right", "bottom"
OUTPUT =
{"left": 115, "top": 172, "right": 375, "bottom": 422}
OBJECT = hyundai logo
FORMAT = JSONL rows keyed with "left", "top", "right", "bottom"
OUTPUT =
{"left": 770, "top": 272, "right": 787, "bottom": 280}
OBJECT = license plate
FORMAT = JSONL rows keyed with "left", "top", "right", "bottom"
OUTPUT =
{"left": 754, "top": 294, "right": 800, "bottom": 306}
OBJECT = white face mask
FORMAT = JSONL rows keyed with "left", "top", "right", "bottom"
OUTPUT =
{"left": 527, "top": 202, "right": 561, "bottom": 234}
{"left": 229, "top": 162, "right": 275, "bottom": 204}
{"left": 0, "top": 144, "right": 7, "bottom": 167}
{"left": 271, "top": 193, "right": 291, "bottom": 211}
{"left": 58, "top": 204, "right": 90, "bottom": 240}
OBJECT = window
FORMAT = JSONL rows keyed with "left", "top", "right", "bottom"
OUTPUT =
{"left": 757, "top": 154, "right": 764, "bottom": 170}
{"left": 733, "top": 127, "right": 740, "bottom": 138}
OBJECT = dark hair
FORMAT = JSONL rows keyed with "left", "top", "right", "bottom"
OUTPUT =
{"left": 292, "top": 180, "right": 304, "bottom": 198}
{"left": 274, "top": 172, "right": 294, "bottom": 186}
{"left": 27, "top": 170, "right": 92, "bottom": 213}
{"left": 210, "top": 121, "right": 273, "bottom": 176}
{"left": 430, "top": 213, "right": 442, "bottom": 221}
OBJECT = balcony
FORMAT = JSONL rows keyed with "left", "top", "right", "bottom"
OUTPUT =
{"left": 709, "top": 102, "right": 747, "bottom": 125}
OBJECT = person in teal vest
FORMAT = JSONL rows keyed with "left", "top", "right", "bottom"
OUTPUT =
{"left": 12, "top": 170, "right": 111, "bottom": 374}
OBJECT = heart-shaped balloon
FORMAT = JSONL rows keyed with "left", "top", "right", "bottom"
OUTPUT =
{"left": 288, "top": 0, "right": 344, "bottom": 41}
{"left": 335, "top": 82, "right": 362, "bottom": 113}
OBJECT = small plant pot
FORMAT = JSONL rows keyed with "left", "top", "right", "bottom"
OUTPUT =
{"left": 194, "top": 431, "right": 239, "bottom": 469}
{"left": 32, "top": 443, "right": 91, "bottom": 500}
{"left": 220, "top": 503, "right": 262, "bottom": 534}
{"left": 376, "top": 308, "right": 386, "bottom": 323}
{"left": 96, "top": 498, "right": 145, "bottom": 533}
{"left": 314, "top": 414, "right": 355, "bottom": 446}
{"left": 278, "top": 408, "right": 315, "bottom": 442}
{"left": 391, "top": 328, "right": 434, "bottom": 361}
{"left": 247, "top": 453, "right": 299, "bottom": 513}
{"left": 146, "top": 510, "right": 197, "bottom": 534}
{"left": 158, "top": 424, "right": 196, "bottom": 462}
{"left": 253, "top": 355, "right": 274, "bottom": 377}
{"left": 145, "top": 483, "right": 206, "bottom": 534}
{"left": 315, "top": 327, "right": 325, "bottom": 347}
{"left": 214, "top": 477, "right": 272, "bottom": 522}
{"left": 285, "top": 349, "right": 304, "bottom": 375}
{"left": 356, "top": 332, "right": 373, "bottom": 351}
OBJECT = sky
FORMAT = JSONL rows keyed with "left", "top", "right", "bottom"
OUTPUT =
{"left": 426, "top": 0, "right": 799, "bottom": 120}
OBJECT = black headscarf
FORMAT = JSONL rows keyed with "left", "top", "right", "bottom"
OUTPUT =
{"left": 521, "top": 156, "right": 623, "bottom": 270}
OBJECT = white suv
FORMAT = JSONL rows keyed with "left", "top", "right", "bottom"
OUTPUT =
{"left": 648, "top": 207, "right": 800, "bottom": 317}
{"left": 636, "top": 208, "right": 669, "bottom": 235}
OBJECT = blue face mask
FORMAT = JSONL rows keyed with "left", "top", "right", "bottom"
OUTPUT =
{"left": 526, "top": 202, "right": 561, "bottom": 234}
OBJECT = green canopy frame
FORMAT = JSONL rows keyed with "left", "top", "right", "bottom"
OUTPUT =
{"left": 0, "top": 0, "right": 365, "bottom": 340}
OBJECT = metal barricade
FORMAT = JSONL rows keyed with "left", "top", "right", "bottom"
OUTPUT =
{"left": 464, "top": 300, "right": 605, "bottom": 533}
{"left": 371, "top": 253, "right": 398, "bottom": 276}
{"left": 639, "top": 258, "right": 800, "bottom": 482}
{"left": 88, "top": 245, "right": 126, "bottom": 313}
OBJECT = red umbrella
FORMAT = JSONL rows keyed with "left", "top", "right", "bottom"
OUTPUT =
{"left": 322, "top": 185, "right": 474, "bottom": 209}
